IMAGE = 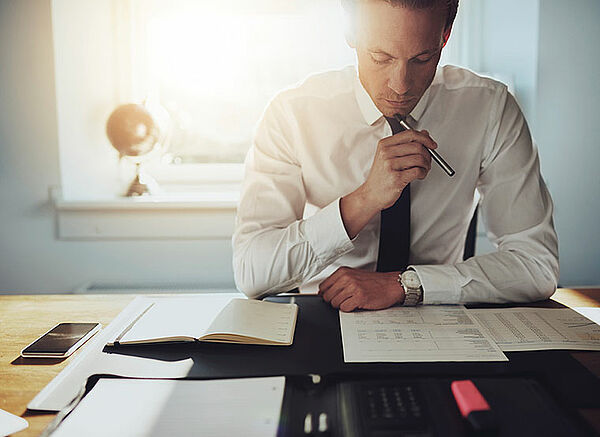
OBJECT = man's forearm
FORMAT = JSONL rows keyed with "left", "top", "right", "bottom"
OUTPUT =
{"left": 340, "top": 187, "right": 380, "bottom": 239}
{"left": 411, "top": 244, "right": 558, "bottom": 305}
{"left": 233, "top": 198, "right": 355, "bottom": 298}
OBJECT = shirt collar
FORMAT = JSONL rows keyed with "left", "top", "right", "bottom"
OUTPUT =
{"left": 353, "top": 68, "right": 433, "bottom": 126}
{"left": 354, "top": 72, "right": 383, "bottom": 126}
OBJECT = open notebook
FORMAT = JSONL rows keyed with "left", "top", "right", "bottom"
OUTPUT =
{"left": 107, "top": 295, "right": 298, "bottom": 346}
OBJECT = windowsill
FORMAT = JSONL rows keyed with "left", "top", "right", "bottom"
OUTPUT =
{"left": 51, "top": 187, "right": 238, "bottom": 240}
{"left": 53, "top": 192, "right": 239, "bottom": 211}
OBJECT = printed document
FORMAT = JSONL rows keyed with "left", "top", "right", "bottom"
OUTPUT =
{"left": 339, "top": 305, "right": 507, "bottom": 362}
{"left": 469, "top": 307, "right": 600, "bottom": 351}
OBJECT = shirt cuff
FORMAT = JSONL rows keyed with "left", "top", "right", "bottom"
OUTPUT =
{"left": 409, "top": 264, "right": 467, "bottom": 304}
{"left": 303, "top": 198, "right": 354, "bottom": 264}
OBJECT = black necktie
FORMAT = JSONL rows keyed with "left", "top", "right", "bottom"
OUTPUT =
{"left": 376, "top": 117, "right": 410, "bottom": 272}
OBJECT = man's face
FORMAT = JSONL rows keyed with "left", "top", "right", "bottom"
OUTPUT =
{"left": 351, "top": 1, "right": 449, "bottom": 118}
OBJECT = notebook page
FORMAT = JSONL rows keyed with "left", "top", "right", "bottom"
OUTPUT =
{"left": 203, "top": 299, "right": 298, "bottom": 344}
{"left": 117, "top": 295, "right": 236, "bottom": 344}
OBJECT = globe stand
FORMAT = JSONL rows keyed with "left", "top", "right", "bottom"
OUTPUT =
{"left": 125, "top": 163, "right": 160, "bottom": 197}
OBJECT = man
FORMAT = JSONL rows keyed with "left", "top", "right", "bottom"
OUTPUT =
{"left": 232, "top": 0, "right": 558, "bottom": 312}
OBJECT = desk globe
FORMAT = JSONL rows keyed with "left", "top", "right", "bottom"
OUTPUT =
{"left": 106, "top": 103, "right": 162, "bottom": 196}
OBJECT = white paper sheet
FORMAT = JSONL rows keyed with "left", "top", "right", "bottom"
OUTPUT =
{"left": 0, "top": 408, "right": 28, "bottom": 437}
{"left": 339, "top": 305, "right": 507, "bottom": 362}
{"left": 50, "top": 377, "right": 285, "bottom": 437}
{"left": 469, "top": 307, "right": 600, "bottom": 351}
{"left": 573, "top": 307, "right": 600, "bottom": 325}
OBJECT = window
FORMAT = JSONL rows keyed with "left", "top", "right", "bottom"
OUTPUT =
{"left": 113, "top": 0, "right": 358, "bottom": 193}
{"left": 52, "top": 0, "right": 474, "bottom": 200}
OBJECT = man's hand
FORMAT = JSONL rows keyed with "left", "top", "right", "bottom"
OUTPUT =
{"left": 340, "top": 129, "right": 437, "bottom": 239}
{"left": 363, "top": 129, "right": 436, "bottom": 210}
{"left": 318, "top": 267, "right": 405, "bottom": 312}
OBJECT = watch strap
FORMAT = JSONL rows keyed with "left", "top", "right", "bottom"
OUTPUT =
{"left": 398, "top": 269, "right": 423, "bottom": 306}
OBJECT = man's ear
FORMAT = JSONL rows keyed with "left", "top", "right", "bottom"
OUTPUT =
{"left": 441, "top": 25, "right": 453, "bottom": 48}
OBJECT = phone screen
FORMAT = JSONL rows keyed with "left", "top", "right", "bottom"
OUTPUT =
{"left": 22, "top": 323, "right": 100, "bottom": 355}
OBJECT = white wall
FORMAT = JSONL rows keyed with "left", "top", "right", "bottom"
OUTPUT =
{"left": 0, "top": 0, "right": 235, "bottom": 293}
{"left": 478, "top": 0, "right": 540, "bottom": 126}
{"left": 51, "top": 0, "right": 122, "bottom": 200}
{"left": 535, "top": 0, "right": 600, "bottom": 286}
{"left": 472, "top": 0, "right": 600, "bottom": 286}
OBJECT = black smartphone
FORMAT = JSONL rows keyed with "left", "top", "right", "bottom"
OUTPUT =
{"left": 20, "top": 322, "right": 101, "bottom": 358}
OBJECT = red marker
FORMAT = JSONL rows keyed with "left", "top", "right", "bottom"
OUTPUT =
{"left": 451, "top": 380, "right": 498, "bottom": 434}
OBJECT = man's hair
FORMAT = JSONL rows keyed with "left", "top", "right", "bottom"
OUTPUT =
{"left": 341, "top": 0, "right": 459, "bottom": 31}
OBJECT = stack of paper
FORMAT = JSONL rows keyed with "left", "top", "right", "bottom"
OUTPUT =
{"left": 340, "top": 305, "right": 600, "bottom": 362}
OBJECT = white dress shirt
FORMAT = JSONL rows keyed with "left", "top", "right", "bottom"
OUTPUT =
{"left": 233, "top": 65, "right": 559, "bottom": 304}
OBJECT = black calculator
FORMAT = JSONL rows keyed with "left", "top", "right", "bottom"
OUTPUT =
{"left": 338, "top": 380, "right": 438, "bottom": 437}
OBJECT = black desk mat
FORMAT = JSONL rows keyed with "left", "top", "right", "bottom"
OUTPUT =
{"left": 104, "top": 295, "right": 600, "bottom": 410}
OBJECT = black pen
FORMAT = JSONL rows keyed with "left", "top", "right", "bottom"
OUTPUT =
{"left": 394, "top": 114, "right": 455, "bottom": 177}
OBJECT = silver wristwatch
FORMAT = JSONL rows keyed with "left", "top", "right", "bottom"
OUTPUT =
{"left": 399, "top": 269, "right": 423, "bottom": 306}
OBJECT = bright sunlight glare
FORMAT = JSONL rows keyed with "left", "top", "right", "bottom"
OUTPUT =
{"left": 143, "top": 0, "right": 354, "bottom": 163}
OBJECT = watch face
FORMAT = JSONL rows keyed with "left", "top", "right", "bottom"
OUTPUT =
{"left": 402, "top": 270, "right": 421, "bottom": 289}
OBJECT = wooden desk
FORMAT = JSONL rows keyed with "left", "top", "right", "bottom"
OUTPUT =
{"left": 0, "top": 294, "right": 134, "bottom": 436}
{"left": 1, "top": 289, "right": 599, "bottom": 436}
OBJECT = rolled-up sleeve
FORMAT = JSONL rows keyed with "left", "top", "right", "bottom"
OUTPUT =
{"left": 412, "top": 87, "right": 559, "bottom": 304}
{"left": 233, "top": 98, "right": 354, "bottom": 299}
